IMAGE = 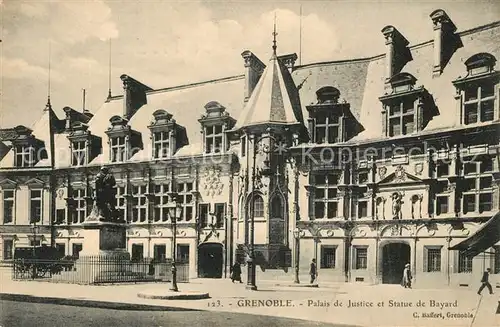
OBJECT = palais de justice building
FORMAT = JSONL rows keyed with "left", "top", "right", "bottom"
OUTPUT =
{"left": 0, "top": 10, "right": 499, "bottom": 288}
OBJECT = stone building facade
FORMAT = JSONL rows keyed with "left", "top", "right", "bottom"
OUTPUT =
{"left": 0, "top": 9, "right": 499, "bottom": 287}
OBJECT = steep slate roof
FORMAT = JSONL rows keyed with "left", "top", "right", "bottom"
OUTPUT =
{"left": 234, "top": 51, "right": 304, "bottom": 130}
{"left": 1, "top": 20, "right": 499, "bottom": 169}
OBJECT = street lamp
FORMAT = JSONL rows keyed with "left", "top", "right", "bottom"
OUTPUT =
{"left": 294, "top": 227, "right": 300, "bottom": 284}
{"left": 247, "top": 128, "right": 286, "bottom": 291}
{"left": 167, "top": 193, "right": 183, "bottom": 292}
{"left": 31, "top": 222, "right": 40, "bottom": 278}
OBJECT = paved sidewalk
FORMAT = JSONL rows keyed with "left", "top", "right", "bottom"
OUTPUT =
{"left": 1, "top": 268, "right": 498, "bottom": 327}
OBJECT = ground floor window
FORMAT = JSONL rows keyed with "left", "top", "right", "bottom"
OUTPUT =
{"left": 424, "top": 246, "right": 442, "bottom": 272}
{"left": 72, "top": 243, "right": 82, "bottom": 258}
{"left": 3, "top": 239, "right": 13, "bottom": 260}
{"left": 56, "top": 243, "right": 66, "bottom": 257}
{"left": 320, "top": 245, "right": 336, "bottom": 268}
{"left": 177, "top": 244, "right": 190, "bottom": 263}
{"left": 153, "top": 244, "right": 166, "bottom": 262}
{"left": 457, "top": 250, "right": 473, "bottom": 273}
{"left": 131, "top": 244, "right": 144, "bottom": 261}
{"left": 354, "top": 246, "right": 368, "bottom": 269}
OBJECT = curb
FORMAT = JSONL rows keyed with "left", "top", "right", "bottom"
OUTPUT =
{"left": 137, "top": 291, "right": 210, "bottom": 300}
{"left": 0, "top": 293, "right": 200, "bottom": 311}
{"left": 275, "top": 283, "right": 319, "bottom": 288}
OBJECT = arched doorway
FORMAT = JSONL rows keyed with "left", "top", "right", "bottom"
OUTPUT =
{"left": 381, "top": 242, "right": 410, "bottom": 284}
{"left": 198, "top": 243, "right": 223, "bottom": 278}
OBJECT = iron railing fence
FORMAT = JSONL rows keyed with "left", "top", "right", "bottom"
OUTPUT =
{"left": 12, "top": 257, "right": 189, "bottom": 285}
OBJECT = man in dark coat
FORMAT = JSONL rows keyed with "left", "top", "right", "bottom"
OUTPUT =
{"left": 310, "top": 258, "right": 317, "bottom": 284}
{"left": 477, "top": 268, "right": 493, "bottom": 295}
{"left": 231, "top": 261, "right": 242, "bottom": 283}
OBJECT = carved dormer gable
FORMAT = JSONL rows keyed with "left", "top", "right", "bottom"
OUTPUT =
{"left": 148, "top": 109, "right": 188, "bottom": 159}
{"left": 453, "top": 53, "right": 499, "bottom": 126}
{"left": 379, "top": 72, "right": 438, "bottom": 137}
{"left": 8, "top": 125, "right": 46, "bottom": 167}
{"left": 105, "top": 115, "right": 143, "bottom": 163}
{"left": 306, "top": 86, "right": 363, "bottom": 143}
{"left": 25, "top": 177, "right": 45, "bottom": 189}
{"left": 0, "top": 178, "right": 17, "bottom": 189}
{"left": 67, "top": 122, "right": 102, "bottom": 166}
{"left": 378, "top": 166, "right": 423, "bottom": 185}
{"left": 199, "top": 101, "right": 236, "bottom": 154}
{"left": 63, "top": 106, "right": 92, "bottom": 132}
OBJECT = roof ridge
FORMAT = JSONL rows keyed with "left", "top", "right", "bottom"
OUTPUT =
{"left": 294, "top": 20, "right": 500, "bottom": 70}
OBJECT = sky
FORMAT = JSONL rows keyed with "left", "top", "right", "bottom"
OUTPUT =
{"left": 1, "top": 0, "right": 499, "bottom": 129}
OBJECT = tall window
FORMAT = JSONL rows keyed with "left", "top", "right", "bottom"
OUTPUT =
{"left": 153, "top": 184, "right": 170, "bottom": 222}
{"left": 72, "top": 243, "right": 82, "bottom": 258}
{"left": 462, "top": 158, "right": 493, "bottom": 214}
{"left": 110, "top": 136, "right": 126, "bottom": 162}
{"left": 3, "top": 190, "right": 14, "bottom": 224}
{"left": 205, "top": 125, "right": 223, "bottom": 153}
{"left": 15, "top": 145, "right": 35, "bottom": 167}
{"left": 131, "top": 244, "right": 144, "bottom": 261}
{"left": 214, "top": 203, "right": 225, "bottom": 228}
{"left": 320, "top": 246, "right": 336, "bottom": 268}
{"left": 30, "top": 189, "right": 42, "bottom": 223}
{"left": 71, "top": 141, "right": 86, "bottom": 166}
{"left": 131, "top": 185, "right": 147, "bottom": 223}
{"left": 354, "top": 247, "right": 368, "bottom": 269}
{"left": 357, "top": 200, "right": 368, "bottom": 219}
{"left": 424, "top": 246, "right": 442, "bottom": 272}
{"left": 199, "top": 204, "right": 209, "bottom": 228}
{"left": 315, "top": 113, "right": 339, "bottom": 144}
{"left": 458, "top": 250, "right": 473, "bottom": 273}
{"left": 463, "top": 82, "right": 495, "bottom": 124}
{"left": 116, "top": 186, "right": 126, "bottom": 221}
{"left": 3, "top": 240, "right": 13, "bottom": 260}
{"left": 435, "top": 180, "right": 449, "bottom": 216}
{"left": 72, "top": 189, "right": 86, "bottom": 224}
{"left": 253, "top": 195, "right": 264, "bottom": 217}
{"left": 388, "top": 99, "right": 414, "bottom": 136}
{"left": 153, "top": 131, "right": 170, "bottom": 159}
{"left": 313, "top": 173, "right": 339, "bottom": 219}
{"left": 177, "top": 182, "right": 193, "bottom": 221}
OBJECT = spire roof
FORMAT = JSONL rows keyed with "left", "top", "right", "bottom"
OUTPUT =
{"left": 233, "top": 22, "right": 304, "bottom": 131}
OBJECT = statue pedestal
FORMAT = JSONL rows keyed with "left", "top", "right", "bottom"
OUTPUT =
{"left": 79, "top": 221, "right": 128, "bottom": 258}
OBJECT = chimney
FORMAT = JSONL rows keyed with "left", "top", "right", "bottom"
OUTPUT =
{"left": 241, "top": 50, "right": 266, "bottom": 103}
{"left": 278, "top": 53, "right": 298, "bottom": 73}
{"left": 381, "top": 26, "right": 411, "bottom": 84}
{"left": 120, "top": 74, "right": 153, "bottom": 119}
{"left": 430, "top": 9, "right": 457, "bottom": 77}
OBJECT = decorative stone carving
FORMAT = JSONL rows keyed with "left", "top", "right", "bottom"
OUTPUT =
{"left": 375, "top": 197, "right": 386, "bottom": 220}
{"left": 378, "top": 166, "right": 387, "bottom": 180}
{"left": 57, "top": 188, "right": 66, "bottom": 200}
{"left": 391, "top": 192, "right": 403, "bottom": 220}
{"left": 390, "top": 224, "right": 401, "bottom": 236}
{"left": 326, "top": 229, "right": 335, "bottom": 237}
{"left": 203, "top": 166, "right": 224, "bottom": 197}
{"left": 411, "top": 194, "right": 423, "bottom": 219}
{"left": 394, "top": 165, "right": 406, "bottom": 182}
{"left": 414, "top": 163, "right": 424, "bottom": 176}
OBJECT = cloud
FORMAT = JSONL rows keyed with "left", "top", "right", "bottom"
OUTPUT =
{"left": 19, "top": 3, "right": 49, "bottom": 18}
{"left": 1, "top": 57, "right": 64, "bottom": 82}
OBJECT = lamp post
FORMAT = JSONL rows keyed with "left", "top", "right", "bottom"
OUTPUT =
{"left": 294, "top": 227, "right": 300, "bottom": 284}
{"left": 31, "top": 221, "right": 39, "bottom": 278}
{"left": 167, "top": 193, "right": 182, "bottom": 292}
{"left": 246, "top": 128, "right": 286, "bottom": 291}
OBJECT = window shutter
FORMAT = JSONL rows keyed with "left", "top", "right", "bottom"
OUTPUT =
{"left": 423, "top": 247, "right": 428, "bottom": 272}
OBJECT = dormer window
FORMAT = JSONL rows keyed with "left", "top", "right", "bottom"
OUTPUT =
{"left": 148, "top": 109, "right": 187, "bottom": 159}
{"left": 68, "top": 122, "right": 101, "bottom": 167}
{"left": 199, "top": 101, "right": 236, "bottom": 155}
{"left": 8, "top": 125, "right": 46, "bottom": 168}
{"left": 15, "top": 145, "right": 36, "bottom": 167}
{"left": 306, "top": 87, "right": 362, "bottom": 144}
{"left": 106, "top": 115, "right": 142, "bottom": 163}
{"left": 380, "top": 73, "right": 437, "bottom": 137}
{"left": 453, "top": 53, "right": 498, "bottom": 126}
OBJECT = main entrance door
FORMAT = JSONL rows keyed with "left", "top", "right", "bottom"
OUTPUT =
{"left": 382, "top": 242, "right": 410, "bottom": 284}
{"left": 198, "top": 243, "right": 223, "bottom": 278}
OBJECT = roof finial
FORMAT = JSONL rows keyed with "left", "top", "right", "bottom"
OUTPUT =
{"left": 272, "top": 12, "right": 278, "bottom": 55}
{"left": 45, "top": 41, "right": 52, "bottom": 111}
{"left": 107, "top": 38, "right": 112, "bottom": 100}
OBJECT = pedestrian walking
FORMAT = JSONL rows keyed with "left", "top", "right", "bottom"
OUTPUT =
{"left": 477, "top": 268, "right": 494, "bottom": 295}
{"left": 309, "top": 258, "right": 317, "bottom": 284}
{"left": 401, "top": 263, "right": 412, "bottom": 288}
{"left": 231, "top": 261, "right": 242, "bottom": 283}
